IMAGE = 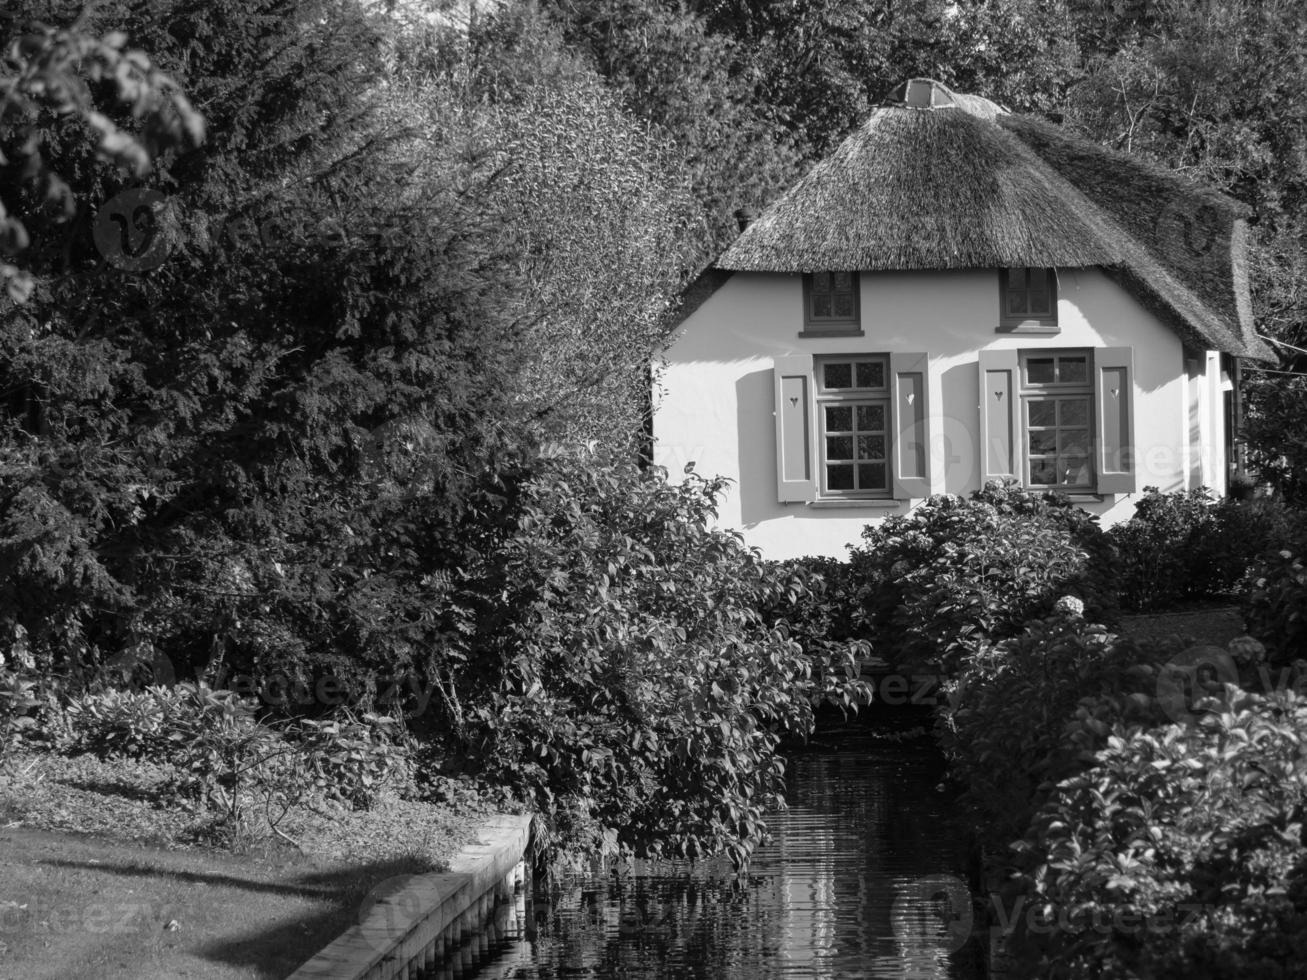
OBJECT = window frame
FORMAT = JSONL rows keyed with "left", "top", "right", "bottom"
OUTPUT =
{"left": 1019, "top": 349, "right": 1094, "bottom": 491}
{"left": 801, "top": 271, "right": 863, "bottom": 336}
{"left": 813, "top": 355, "right": 892, "bottom": 499}
{"left": 998, "top": 267, "right": 1059, "bottom": 333}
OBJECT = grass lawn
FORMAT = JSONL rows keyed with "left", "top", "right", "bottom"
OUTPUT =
{"left": 0, "top": 749, "right": 497, "bottom": 980}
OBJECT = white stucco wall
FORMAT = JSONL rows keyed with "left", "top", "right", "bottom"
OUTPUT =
{"left": 652, "top": 267, "right": 1226, "bottom": 560}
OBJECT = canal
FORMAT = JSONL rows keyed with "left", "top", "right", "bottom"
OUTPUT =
{"left": 457, "top": 727, "right": 984, "bottom": 979}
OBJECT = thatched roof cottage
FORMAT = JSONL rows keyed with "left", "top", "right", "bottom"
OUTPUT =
{"left": 652, "top": 78, "right": 1270, "bottom": 559}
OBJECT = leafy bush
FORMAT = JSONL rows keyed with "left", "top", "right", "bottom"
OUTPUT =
{"left": 0, "top": 632, "right": 34, "bottom": 749}
{"left": 1106, "top": 487, "right": 1223, "bottom": 610}
{"left": 0, "top": 671, "right": 39, "bottom": 752}
{"left": 61, "top": 685, "right": 191, "bottom": 760}
{"left": 849, "top": 483, "right": 1105, "bottom": 675}
{"left": 938, "top": 612, "right": 1176, "bottom": 843}
{"left": 54, "top": 682, "right": 411, "bottom": 833}
{"left": 1106, "top": 489, "right": 1305, "bottom": 611}
{"left": 1243, "top": 550, "right": 1307, "bottom": 665}
{"left": 1011, "top": 687, "right": 1307, "bottom": 979}
{"left": 1212, "top": 496, "right": 1307, "bottom": 580}
{"left": 938, "top": 605, "right": 1307, "bottom": 979}
{"left": 291, "top": 711, "right": 413, "bottom": 809}
{"left": 427, "top": 455, "right": 872, "bottom": 864}
{"left": 761, "top": 556, "right": 880, "bottom": 703}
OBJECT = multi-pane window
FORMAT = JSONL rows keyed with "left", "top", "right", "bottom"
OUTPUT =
{"left": 1001, "top": 268, "right": 1057, "bottom": 327}
{"left": 817, "top": 356, "right": 889, "bottom": 495}
{"left": 1022, "top": 352, "right": 1092, "bottom": 488}
{"left": 804, "top": 271, "right": 859, "bottom": 329}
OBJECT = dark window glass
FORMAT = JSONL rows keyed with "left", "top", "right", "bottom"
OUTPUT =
{"left": 827, "top": 465, "right": 854, "bottom": 490}
{"left": 1027, "top": 358, "right": 1056, "bottom": 384}
{"left": 1059, "top": 357, "right": 1088, "bottom": 384}
{"left": 855, "top": 361, "right": 884, "bottom": 389}
{"left": 825, "top": 405, "right": 853, "bottom": 430}
{"left": 824, "top": 363, "right": 852, "bottom": 389}
{"left": 858, "top": 463, "right": 887, "bottom": 490}
{"left": 857, "top": 404, "right": 886, "bottom": 430}
{"left": 826, "top": 436, "right": 853, "bottom": 460}
{"left": 1028, "top": 401, "right": 1057, "bottom": 427}
{"left": 858, "top": 434, "right": 886, "bottom": 460}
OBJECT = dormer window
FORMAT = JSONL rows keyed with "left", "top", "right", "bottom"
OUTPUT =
{"left": 801, "top": 271, "right": 862, "bottom": 336}
{"left": 999, "top": 268, "right": 1058, "bottom": 332}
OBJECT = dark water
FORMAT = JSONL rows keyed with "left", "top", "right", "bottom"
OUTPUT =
{"left": 467, "top": 733, "right": 982, "bottom": 980}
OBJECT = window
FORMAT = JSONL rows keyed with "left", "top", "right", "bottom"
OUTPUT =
{"left": 772, "top": 352, "right": 930, "bottom": 503}
{"left": 999, "top": 268, "right": 1057, "bottom": 331}
{"left": 1020, "top": 351, "right": 1092, "bottom": 488}
{"left": 978, "top": 347, "right": 1136, "bottom": 496}
{"left": 801, "top": 272, "right": 861, "bottom": 334}
{"left": 816, "top": 357, "right": 890, "bottom": 496}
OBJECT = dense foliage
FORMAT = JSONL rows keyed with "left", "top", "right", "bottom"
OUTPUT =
{"left": 1243, "top": 549, "right": 1307, "bottom": 666}
{"left": 848, "top": 482, "right": 1111, "bottom": 675}
{"left": 0, "top": 10, "right": 203, "bottom": 300}
{"left": 5, "top": 0, "right": 1307, "bottom": 875}
{"left": 1107, "top": 487, "right": 1307, "bottom": 610}
{"left": 420, "top": 456, "right": 871, "bottom": 863}
{"left": 1018, "top": 686, "right": 1307, "bottom": 979}
{"left": 941, "top": 610, "right": 1307, "bottom": 978}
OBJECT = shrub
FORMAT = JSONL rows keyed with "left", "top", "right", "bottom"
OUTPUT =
{"left": 429, "top": 455, "right": 873, "bottom": 864}
{"left": 849, "top": 483, "right": 1103, "bottom": 675}
{"left": 1106, "top": 487, "right": 1223, "bottom": 610}
{"left": 1106, "top": 489, "right": 1304, "bottom": 611}
{"left": 1011, "top": 687, "right": 1307, "bottom": 979}
{"left": 55, "top": 682, "right": 411, "bottom": 830}
{"left": 1243, "top": 550, "right": 1307, "bottom": 664}
{"left": 938, "top": 613, "right": 1176, "bottom": 843}
{"left": 60, "top": 685, "right": 191, "bottom": 760}
{"left": 761, "top": 556, "right": 879, "bottom": 703}
{"left": 937, "top": 605, "right": 1307, "bottom": 979}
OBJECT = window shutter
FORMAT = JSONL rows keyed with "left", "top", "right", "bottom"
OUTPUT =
{"left": 773, "top": 354, "right": 816, "bottom": 502}
{"left": 1094, "top": 346, "right": 1136, "bottom": 494}
{"left": 978, "top": 349, "right": 1020, "bottom": 483}
{"left": 891, "top": 352, "right": 931, "bottom": 498}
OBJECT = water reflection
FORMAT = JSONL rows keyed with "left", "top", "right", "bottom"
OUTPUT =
{"left": 467, "top": 735, "right": 980, "bottom": 980}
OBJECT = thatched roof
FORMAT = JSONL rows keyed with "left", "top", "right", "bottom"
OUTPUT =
{"left": 711, "top": 79, "right": 1268, "bottom": 359}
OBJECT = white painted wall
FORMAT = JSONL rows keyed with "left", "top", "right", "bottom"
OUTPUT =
{"left": 653, "top": 267, "right": 1225, "bottom": 560}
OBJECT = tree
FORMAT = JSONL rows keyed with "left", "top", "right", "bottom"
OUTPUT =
{"left": 0, "top": 11, "right": 203, "bottom": 301}
{"left": 0, "top": 0, "right": 536, "bottom": 684}
{"left": 1057, "top": 0, "right": 1307, "bottom": 496}
{"left": 421, "top": 8, "right": 699, "bottom": 454}
{"left": 537, "top": 0, "right": 802, "bottom": 261}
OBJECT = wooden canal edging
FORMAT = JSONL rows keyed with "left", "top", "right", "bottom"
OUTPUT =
{"left": 288, "top": 813, "right": 533, "bottom": 980}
